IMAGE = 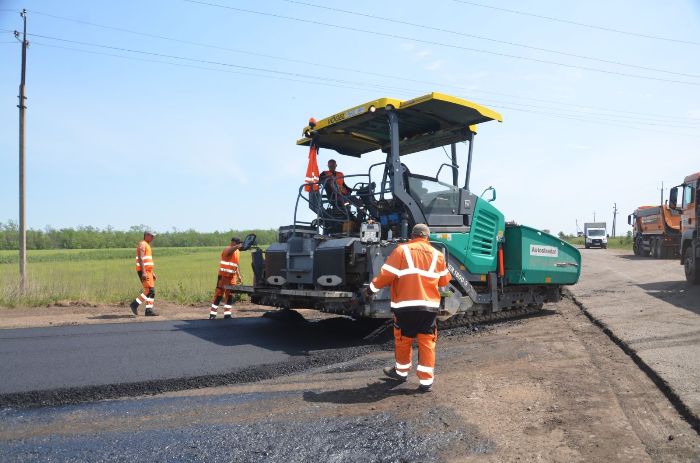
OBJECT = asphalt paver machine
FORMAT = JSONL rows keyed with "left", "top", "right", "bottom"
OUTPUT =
{"left": 233, "top": 93, "right": 581, "bottom": 327}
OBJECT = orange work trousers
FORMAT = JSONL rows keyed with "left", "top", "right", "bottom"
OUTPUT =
{"left": 213, "top": 275, "right": 236, "bottom": 299}
{"left": 141, "top": 271, "right": 155, "bottom": 291}
{"left": 393, "top": 311, "right": 437, "bottom": 387}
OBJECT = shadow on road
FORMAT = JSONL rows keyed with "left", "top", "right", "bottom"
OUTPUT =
{"left": 615, "top": 254, "right": 677, "bottom": 261}
{"left": 87, "top": 315, "right": 134, "bottom": 320}
{"left": 636, "top": 281, "right": 700, "bottom": 315}
{"left": 303, "top": 378, "right": 419, "bottom": 404}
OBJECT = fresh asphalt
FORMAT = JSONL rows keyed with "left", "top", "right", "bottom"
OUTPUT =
{"left": 0, "top": 315, "right": 389, "bottom": 406}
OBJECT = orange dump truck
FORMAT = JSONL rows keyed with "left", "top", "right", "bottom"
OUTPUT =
{"left": 628, "top": 205, "right": 681, "bottom": 258}
{"left": 670, "top": 171, "right": 700, "bottom": 284}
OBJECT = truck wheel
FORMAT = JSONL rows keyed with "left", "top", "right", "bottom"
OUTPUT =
{"left": 633, "top": 238, "right": 641, "bottom": 256}
{"left": 652, "top": 238, "right": 660, "bottom": 258}
{"left": 684, "top": 248, "right": 700, "bottom": 284}
{"left": 585, "top": 244, "right": 590, "bottom": 249}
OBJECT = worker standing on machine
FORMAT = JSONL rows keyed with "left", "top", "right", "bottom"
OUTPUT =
{"left": 209, "top": 237, "right": 243, "bottom": 319}
{"left": 130, "top": 231, "right": 158, "bottom": 316}
{"left": 368, "top": 223, "right": 451, "bottom": 392}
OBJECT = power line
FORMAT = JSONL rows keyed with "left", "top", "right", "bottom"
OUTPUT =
{"left": 481, "top": 99, "right": 699, "bottom": 129}
{"left": 30, "top": 38, "right": 699, "bottom": 138}
{"left": 29, "top": 32, "right": 407, "bottom": 89}
{"left": 493, "top": 103, "right": 699, "bottom": 132}
{"left": 29, "top": 32, "right": 696, "bottom": 130}
{"left": 182, "top": 0, "right": 700, "bottom": 87}
{"left": 279, "top": 0, "right": 700, "bottom": 79}
{"left": 29, "top": 41, "right": 417, "bottom": 95}
{"left": 496, "top": 105, "right": 699, "bottom": 138}
{"left": 25, "top": 9, "right": 700, "bottom": 124}
{"left": 450, "top": 0, "right": 700, "bottom": 46}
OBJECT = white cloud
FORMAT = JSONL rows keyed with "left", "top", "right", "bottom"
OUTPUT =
{"left": 425, "top": 60, "right": 443, "bottom": 71}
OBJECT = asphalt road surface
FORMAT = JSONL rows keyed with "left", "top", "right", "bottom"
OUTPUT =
{"left": 1, "top": 299, "right": 698, "bottom": 462}
{"left": 570, "top": 247, "right": 700, "bottom": 427}
{"left": 0, "top": 315, "right": 384, "bottom": 403}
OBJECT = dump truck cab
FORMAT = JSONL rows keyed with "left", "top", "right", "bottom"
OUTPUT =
{"left": 233, "top": 93, "right": 581, "bottom": 325}
{"left": 670, "top": 172, "right": 700, "bottom": 283}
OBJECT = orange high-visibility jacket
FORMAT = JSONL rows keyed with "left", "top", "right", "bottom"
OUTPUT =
{"left": 369, "top": 237, "right": 451, "bottom": 311}
{"left": 218, "top": 247, "right": 240, "bottom": 283}
{"left": 135, "top": 241, "right": 154, "bottom": 273}
{"left": 320, "top": 170, "right": 350, "bottom": 195}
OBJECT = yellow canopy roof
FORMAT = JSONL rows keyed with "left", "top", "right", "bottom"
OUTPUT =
{"left": 297, "top": 92, "right": 503, "bottom": 157}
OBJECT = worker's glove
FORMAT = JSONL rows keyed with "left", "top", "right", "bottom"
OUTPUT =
{"left": 138, "top": 271, "right": 145, "bottom": 282}
{"left": 153, "top": 273, "right": 157, "bottom": 281}
{"left": 363, "top": 287, "right": 374, "bottom": 300}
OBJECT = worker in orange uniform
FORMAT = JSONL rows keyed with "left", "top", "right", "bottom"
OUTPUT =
{"left": 319, "top": 158, "right": 351, "bottom": 196}
{"left": 320, "top": 158, "right": 365, "bottom": 215}
{"left": 130, "top": 231, "right": 158, "bottom": 316}
{"left": 210, "top": 237, "right": 243, "bottom": 319}
{"left": 320, "top": 158, "right": 358, "bottom": 210}
{"left": 368, "top": 223, "right": 451, "bottom": 392}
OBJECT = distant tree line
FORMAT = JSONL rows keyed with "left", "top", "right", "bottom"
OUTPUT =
{"left": 0, "top": 221, "right": 279, "bottom": 250}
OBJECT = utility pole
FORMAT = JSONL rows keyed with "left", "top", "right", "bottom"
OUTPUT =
{"left": 612, "top": 203, "right": 618, "bottom": 238}
{"left": 593, "top": 211, "right": 596, "bottom": 222}
{"left": 16, "top": 10, "right": 28, "bottom": 293}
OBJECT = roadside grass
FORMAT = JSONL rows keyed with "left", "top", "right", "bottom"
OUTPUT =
{"left": 0, "top": 247, "right": 254, "bottom": 308}
{"left": 566, "top": 236, "right": 633, "bottom": 250}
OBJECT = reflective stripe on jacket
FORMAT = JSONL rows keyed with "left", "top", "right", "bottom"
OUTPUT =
{"left": 135, "top": 241, "right": 154, "bottom": 272}
{"left": 369, "top": 237, "right": 451, "bottom": 311}
{"left": 219, "top": 248, "right": 240, "bottom": 282}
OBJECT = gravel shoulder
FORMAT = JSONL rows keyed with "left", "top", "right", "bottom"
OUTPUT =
{"left": 569, "top": 248, "right": 700, "bottom": 428}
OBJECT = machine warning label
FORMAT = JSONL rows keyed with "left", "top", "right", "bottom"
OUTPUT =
{"left": 530, "top": 244, "right": 559, "bottom": 257}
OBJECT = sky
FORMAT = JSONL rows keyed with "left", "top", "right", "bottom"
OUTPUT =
{"left": 0, "top": 0, "right": 699, "bottom": 236}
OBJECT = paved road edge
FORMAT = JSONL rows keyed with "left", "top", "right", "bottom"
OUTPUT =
{"left": 563, "top": 289, "right": 700, "bottom": 434}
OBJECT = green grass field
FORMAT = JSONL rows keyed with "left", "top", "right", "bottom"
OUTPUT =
{"left": 0, "top": 247, "right": 254, "bottom": 308}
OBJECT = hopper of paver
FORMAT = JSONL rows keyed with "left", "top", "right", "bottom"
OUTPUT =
{"left": 503, "top": 225, "right": 581, "bottom": 285}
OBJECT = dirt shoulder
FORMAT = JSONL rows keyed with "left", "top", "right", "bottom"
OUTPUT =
{"left": 0, "top": 302, "right": 331, "bottom": 330}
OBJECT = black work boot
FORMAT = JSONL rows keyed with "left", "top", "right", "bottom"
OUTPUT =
{"left": 129, "top": 300, "right": 139, "bottom": 315}
{"left": 383, "top": 366, "right": 407, "bottom": 383}
{"left": 144, "top": 308, "right": 159, "bottom": 317}
{"left": 418, "top": 384, "right": 432, "bottom": 393}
